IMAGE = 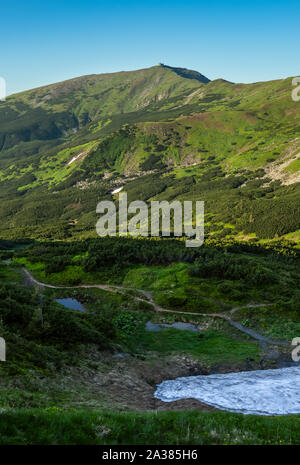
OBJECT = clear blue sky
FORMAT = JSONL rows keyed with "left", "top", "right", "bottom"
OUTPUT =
{"left": 1, "top": 0, "right": 299, "bottom": 95}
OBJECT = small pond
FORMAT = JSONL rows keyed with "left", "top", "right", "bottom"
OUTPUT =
{"left": 145, "top": 321, "right": 199, "bottom": 332}
{"left": 56, "top": 298, "right": 86, "bottom": 312}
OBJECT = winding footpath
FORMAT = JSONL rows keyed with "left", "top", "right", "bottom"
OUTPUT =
{"left": 22, "top": 267, "right": 289, "bottom": 347}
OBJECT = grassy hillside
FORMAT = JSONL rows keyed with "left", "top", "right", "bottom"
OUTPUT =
{"left": 0, "top": 65, "right": 299, "bottom": 241}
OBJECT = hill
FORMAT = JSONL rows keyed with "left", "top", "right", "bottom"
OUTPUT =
{"left": 0, "top": 65, "right": 299, "bottom": 241}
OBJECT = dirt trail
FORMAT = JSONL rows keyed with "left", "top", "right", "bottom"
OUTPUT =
{"left": 22, "top": 267, "right": 289, "bottom": 347}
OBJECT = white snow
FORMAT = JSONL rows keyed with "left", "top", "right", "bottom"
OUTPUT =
{"left": 111, "top": 186, "right": 124, "bottom": 194}
{"left": 154, "top": 365, "right": 300, "bottom": 415}
{"left": 67, "top": 152, "right": 83, "bottom": 165}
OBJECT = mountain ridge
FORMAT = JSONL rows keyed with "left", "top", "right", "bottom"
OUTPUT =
{"left": 0, "top": 64, "right": 299, "bottom": 241}
{"left": 7, "top": 64, "right": 210, "bottom": 98}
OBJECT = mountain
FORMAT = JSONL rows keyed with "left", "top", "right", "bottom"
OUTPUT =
{"left": 0, "top": 65, "right": 299, "bottom": 241}
{"left": 158, "top": 63, "right": 211, "bottom": 83}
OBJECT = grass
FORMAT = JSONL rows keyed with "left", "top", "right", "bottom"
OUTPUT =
{"left": 123, "top": 263, "right": 227, "bottom": 313}
{"left": 0, "top": 262, "right": 22, "bottom": 284}
{"left": 13, "top": 257, "right": 242, "bottom": 313}
{"left": 0, "top": 408, "right": 298, "bottom": 445}
{"left": 14, "top": 253, "right": 300, "bottom": 320}
{"left": 122, "top": 261, "right": 285, "bottom": 314}
{"left": 233, "top": 307, "right": 300, "bottom": 341}
{"left": 13, "top": 257, "right": 128, "bottom": 285}
{"left": 284, "top": 157, "right": 300, "bottom": 173}
{"left": 136, "top": 328, "right": 260, "bottom": 364}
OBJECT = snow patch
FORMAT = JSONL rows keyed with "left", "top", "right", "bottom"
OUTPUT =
{"left": 111, "top": 186, "right": 124, "bottom": 194}
{"left": 67, "top": 152, "right": 83, "bottom": 165}
{"left": 154, "top": 365, "right": 300, "bottom": 415}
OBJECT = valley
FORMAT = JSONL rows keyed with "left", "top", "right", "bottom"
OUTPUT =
{"left": 0, "top": 236, "right": 299, "bottom": 443}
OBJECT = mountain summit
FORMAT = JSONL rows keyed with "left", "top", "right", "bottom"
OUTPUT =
{"left": 158, "top": 63, "right": 210, "bottom": 83}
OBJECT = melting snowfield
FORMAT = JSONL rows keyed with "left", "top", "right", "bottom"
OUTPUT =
{"left": 154, "top": 366, "right": 300, "bottom": 415}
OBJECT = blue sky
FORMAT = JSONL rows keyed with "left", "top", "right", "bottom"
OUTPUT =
{"left": 1, "top": 0, "right": 299, "bottom": 95}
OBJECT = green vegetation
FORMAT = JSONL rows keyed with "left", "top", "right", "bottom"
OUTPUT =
{"left": 0, "top": 65, "right": 298, "bottom": 242}
{"left": 137, "top": 329, "right": 260, "bottom": 364}
{"left": 0, "top": 64, "right": 300, "bottom": 445}
{"left": 232, "top": 306, "right": 300, "bottom": 341}
{"left": 0, "top": 282, "right": 118, "bottom": 375}
{"left": 0, "top": 237, "right": 299, "bottom": 445}
{"left": 0, "top": 409, "right": 299, "bottom": 445}
{"left": 15, "top": 238, "right": 300, "bottom": 314}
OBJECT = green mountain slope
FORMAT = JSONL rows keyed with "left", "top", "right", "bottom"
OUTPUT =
{"left": 0, "top": 65, "right": 299, "bottom": 241}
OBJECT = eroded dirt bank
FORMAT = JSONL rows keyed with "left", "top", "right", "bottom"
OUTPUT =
{"left": 4, "top": 347, "right": 293, "bottom": 413}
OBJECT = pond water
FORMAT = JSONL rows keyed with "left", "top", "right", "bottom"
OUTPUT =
{"left": 56, "top": 298, "right": 86, "bottom": 312}
{"left": 145, "top": 321, "right": 199, "bottom": 332}
{"left": 154, "top": 365, "right": 300, "bottom": 415}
